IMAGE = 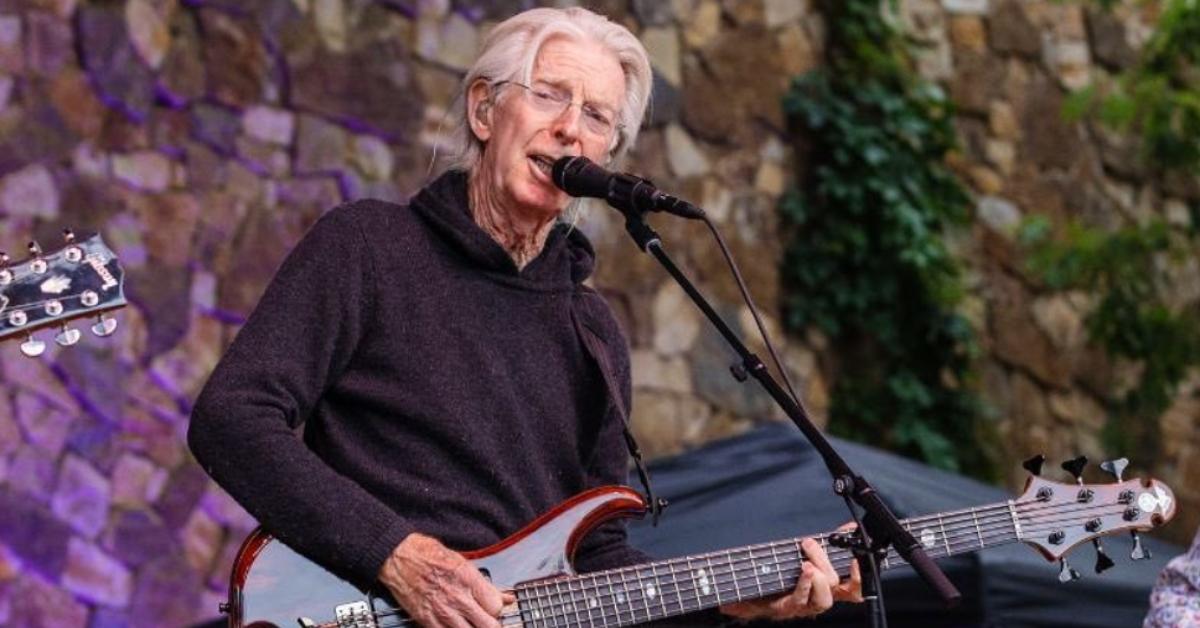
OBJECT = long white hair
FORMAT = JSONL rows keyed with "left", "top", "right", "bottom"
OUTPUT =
{"left": 441, "top": 7, "right": 653, "bottom": 175}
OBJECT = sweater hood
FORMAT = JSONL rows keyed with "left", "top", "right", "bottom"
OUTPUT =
{"left": 409, "top": 169, "right": 596, "bottom": 289}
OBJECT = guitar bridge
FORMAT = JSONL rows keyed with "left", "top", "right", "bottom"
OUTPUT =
{"left": 334, "top": 601, "right": 375, "bottom": 628}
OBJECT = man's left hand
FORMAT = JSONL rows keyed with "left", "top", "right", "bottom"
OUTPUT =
{"left": 719, "top": 534, "right": 863, "bottom": 622}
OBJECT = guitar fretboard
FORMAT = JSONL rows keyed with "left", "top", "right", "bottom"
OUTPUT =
{"left": 512, "top": 500, "right": 1026, "bottom": 627}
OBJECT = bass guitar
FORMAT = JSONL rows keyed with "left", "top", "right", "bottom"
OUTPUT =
{"left": 222, "top": 457, "right": 1175, "bottom": 627}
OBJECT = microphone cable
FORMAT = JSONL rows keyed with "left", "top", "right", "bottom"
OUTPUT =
{"left": 694, "top": 212, "right": 812, "bottom": 419}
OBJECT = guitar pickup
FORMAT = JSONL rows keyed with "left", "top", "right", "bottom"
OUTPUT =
{"left": 333, "top": 600, "right": 375, "bottom": 628}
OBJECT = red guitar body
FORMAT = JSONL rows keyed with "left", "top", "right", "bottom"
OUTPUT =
{"left": 227, "top": 486, "right": 647, "bottom": 627}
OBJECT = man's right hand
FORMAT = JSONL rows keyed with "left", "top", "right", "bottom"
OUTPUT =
{"left": 378, "top": 533, "right": 515, "bottom": 627}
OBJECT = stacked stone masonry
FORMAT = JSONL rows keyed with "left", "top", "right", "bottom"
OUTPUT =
{"left": 0, "top": 0, "right": 1195, "bottom": 624}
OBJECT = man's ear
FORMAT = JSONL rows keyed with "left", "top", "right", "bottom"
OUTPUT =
{"left": 467, "top": 79, "right": 493, "bottom": 142}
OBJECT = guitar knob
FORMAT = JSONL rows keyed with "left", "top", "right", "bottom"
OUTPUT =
{"left": 1058, "top": 558, "right": 1081, "bottom": 583}
{"left": 1061, "top": 456, "right": 1088, "bottom": 484}
{"left": 91, "top": 314, "right": 117, "bottom": 337}
{"left": 1100, "top": 458, "right": 1129, "bottom": 483}
{"left": 1022, "top": 454, "right": 1046, "bottom": 477}
{"left": 1130, "top": 531, "right": 1151, "bottom": 561}
{"left": 55, "top": 325, "right": 81, "bottom": 347}
{"left": 20, "top": 333, "right": 46, "bottom": 357}
{"left": 1093, "top": 539, "right": 1115, "bottom": 573}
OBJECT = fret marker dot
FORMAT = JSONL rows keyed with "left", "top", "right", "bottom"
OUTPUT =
{"left": 617, "top": 592, "right": 626, "bottom": 603}
{"left": 920, "top": 528, "right": 936, "bottom": 549}
{"left": 589, "top": 597, "right": 598, "bottom": 608}
{"left": 646, "top": 585, "right": 656, "bottom": 599}
{"left": 761, "top": 565, "right": 771, "bottom": 574}
{"left": 695, "top": 568, "right": 713, "bottom": 595}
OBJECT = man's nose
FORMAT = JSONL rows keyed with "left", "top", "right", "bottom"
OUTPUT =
{"left": 550, "top": 105, "right": 584, "bottom": 144}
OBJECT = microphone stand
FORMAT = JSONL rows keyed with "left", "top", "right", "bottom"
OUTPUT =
{"left": 614, "top": 198, "right": 961, "bottom": 627}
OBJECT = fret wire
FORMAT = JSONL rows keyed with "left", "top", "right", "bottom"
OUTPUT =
{"left": 631, "top": 565, "right": 645, "bottom": 621}
{"left": 727, "top": 549, "right": 743, "bottom": 602}
{"left": 588, "top": 573, "right": 605, "bottom": 627}
{"left": 705, "top": 554, "right": 721, "bottom": 606}
{"left": 665, "top": 559, "right": 682, "bottom": 617}
{"left": 564, "top": 575, "right": 584, "bottom": 627}
{"left": 544, "top": 579, "right": 557, "bottom": 628}
{"left": 939, "top": 512, "right": 951, "bottom": 556}
{"left": 617, "top": 564, "right": 637, "bottom": 623}
{"left": 652, "top": 561, "right": 672, "bottom": 614}
{"left": 750, "top": 546, "right": 765, "bottom": 599}
{"left": 605, "top": 571, "right": 621, "bottom": 626}
{"left": 522, "top": 584, "right": 541, "bottom": 628}
{"left": 633, "top": 564, "right": 649, "bottom": 621}
{"left": 549, "top": 583, "right": 561, "bottom": 624}
{"left": 770, "top": 542, "right": 787, "bottom": 593}
{"left": 972, "top": 507, "right": 984, "bottom": 549}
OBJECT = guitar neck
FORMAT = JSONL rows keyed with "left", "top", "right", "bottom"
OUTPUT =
{"left": 514, "top": 500, "right": 1023, "bottom": 627}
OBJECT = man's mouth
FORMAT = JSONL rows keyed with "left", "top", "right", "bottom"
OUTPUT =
{"left": 529, "top": 154, "right": 556, "bottom": 178}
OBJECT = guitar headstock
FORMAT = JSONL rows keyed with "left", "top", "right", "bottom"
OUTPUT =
{"left": 0, "top": 229, "right": 126, "bottom": 357}
{"left": 1014, "top": 455, "right": 1175, "bottom": 580}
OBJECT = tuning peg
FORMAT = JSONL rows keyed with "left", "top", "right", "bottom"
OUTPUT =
{"left": 0, "top": 251, "right": 11, "bottom": 285}
{"left": 62, "top": 228, "right": 75, "bottom": 244}
{"left": 1061, "top": 456, "right": 1088, "bottom": 484}
{"left": 1100, "top": 458, "right": 1129, "bottom": 483}
{"left": 1092, "top": 539, "right": 1115, "bottom": 573}
{"left": 91, "top": 313, "right": 117, "bottom": 337}
{"left": 20, "top": 333, "right": 46, "bottom": 357}
{"left": 1023, "top": 454, "right": 1046, "bottom": 476}
{"left": 55, "top": 324, "right": 81, "bottom": 347}
{"left": 1058, "top": 558, "right": 1081, "bottom": 583}
{"left": 27, "top": 240, "right": 47, "bottom": 274}
{"left": 1130, "top": 532, "right": 1151, "bottom": 560}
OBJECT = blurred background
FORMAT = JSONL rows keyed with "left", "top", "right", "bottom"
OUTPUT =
{"left": 0, "top": 0, "right": 1197, "bottom": 625}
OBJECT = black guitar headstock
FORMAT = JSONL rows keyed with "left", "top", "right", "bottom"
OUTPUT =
{"left": 0, "top": 229, "right": 126, "bottom": 356}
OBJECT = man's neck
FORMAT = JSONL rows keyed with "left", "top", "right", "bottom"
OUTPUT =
{"left": 468, "top": 171, "right": 558, "bottom": 269}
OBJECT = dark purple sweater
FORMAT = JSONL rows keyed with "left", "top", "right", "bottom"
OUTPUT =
{"left": 188, "top": 170, "right": 648, "bottom": 589}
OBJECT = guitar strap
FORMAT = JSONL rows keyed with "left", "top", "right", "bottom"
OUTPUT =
{"left": 571, "top": 298, "right": 666, "bottom": 526}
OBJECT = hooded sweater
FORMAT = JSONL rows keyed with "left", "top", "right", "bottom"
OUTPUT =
{"left": 188, "top": 169, "right": 649, "bottom": 590}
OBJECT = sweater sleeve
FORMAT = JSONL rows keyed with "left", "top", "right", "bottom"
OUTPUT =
{"left": 188, "top": 201, "right": 413, "bottom": 587}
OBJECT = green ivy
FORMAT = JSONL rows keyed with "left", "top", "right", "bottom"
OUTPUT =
{"left": 1031, "top": 0, "right": 1200, "bottom": 460}
{"left": 1020, "top": 217, "right": 1200, "bottom": 460}
{"left": 780, "top": 0, "right": 996, "bottom": 478}
{"left": 1065, "top": 0, "right": 1200, "bottom": 171}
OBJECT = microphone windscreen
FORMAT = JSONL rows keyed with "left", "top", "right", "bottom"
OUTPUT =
{"left": 552, "top": 156, "right": 610, "bottom": 199}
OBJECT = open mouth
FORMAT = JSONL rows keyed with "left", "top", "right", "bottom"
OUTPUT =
{"left": 529, "top": 154, "right": 555, "bottom": 178}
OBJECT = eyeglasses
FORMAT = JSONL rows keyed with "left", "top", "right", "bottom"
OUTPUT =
{"left": 493, "top": 80, "right": 623, "bottom": 145}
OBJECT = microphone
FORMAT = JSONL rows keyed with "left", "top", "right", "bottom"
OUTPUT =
{"left": 551, "top": 156, "right": 705, "bottom": 220}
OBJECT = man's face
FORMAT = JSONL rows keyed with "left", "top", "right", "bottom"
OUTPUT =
{"left": 472, "top": 37, "right": 627, "bottom": 221}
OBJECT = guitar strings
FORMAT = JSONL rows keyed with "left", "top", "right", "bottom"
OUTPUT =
{"left": 0, "top": 292, "right": 95, "bottom": 316}
{"left": 473, "top": 504, "right": 1131, "bottom": 627}
{"left": 354, "top": 499, "right": 1140, "bottom": 628}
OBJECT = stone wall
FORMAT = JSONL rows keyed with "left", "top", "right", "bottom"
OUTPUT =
{"left": 0, "top": 0, "right": 1195, "bottom": 625}
{"left": 899, "top": 0, "right": 1200, "bottom": 543}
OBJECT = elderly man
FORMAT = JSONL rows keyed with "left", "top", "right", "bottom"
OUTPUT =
{"left": 189, "top": 7, "right": 859, "bottom": 627}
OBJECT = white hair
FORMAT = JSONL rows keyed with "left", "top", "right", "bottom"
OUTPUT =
{"left": 440, "top": 7, "right": 653, "bottom": 175}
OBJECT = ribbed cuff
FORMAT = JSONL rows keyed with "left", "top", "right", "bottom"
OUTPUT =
{"left": 356, "top": 516, "right": 416, "bottom": 585}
